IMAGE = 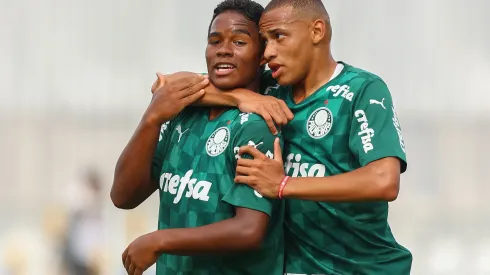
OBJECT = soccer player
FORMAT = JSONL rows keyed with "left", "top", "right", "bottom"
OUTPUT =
{"left": 110, "top": 1, "right": 284, "bottom": 275}
{"left": 169, "top": 0, "right": 412, "bottom": 274}
{"left": 232, "top": 1, "right": 413, "bottom": 274}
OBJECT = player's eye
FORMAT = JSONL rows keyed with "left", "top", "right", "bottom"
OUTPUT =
{"left": 234, "top": 40, "right": 247, "bottom": 46}
{"left": 208, "top": 39, "right": 221, "bottom": 45}
{"left": 274, "top": 33, "right": 285, "bottom": 40}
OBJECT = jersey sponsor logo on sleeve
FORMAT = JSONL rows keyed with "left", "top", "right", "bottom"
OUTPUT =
{"left": 306, "top": 107, "right": 333, "bottom": 139}
{"left": 391, "top": 106, "right": 406, "bottom": 153}
{"left": 159, "top": 169, "right": 212, "bottom": 204}
{"left": 159, "top": 121, "right": 171, "bottom": 141}
{"left": 326, "top": 85, "right": 353, "bottom": 101}
{"left": 354, "top": 110, "right": 375, "bottom": 153}
{"left": 285, "top": 153, "right": 326, "bottom": 177}
{"left": 369, "top": 98, "right": 386, "bottom": 109}
{"left": 206, "top": 127, "right": 230, "bottom": 157}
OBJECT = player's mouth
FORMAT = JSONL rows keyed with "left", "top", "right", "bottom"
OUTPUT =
{"left": 268, "top": 63, "right": 282, "bottom": 78}
{"left": 214, "top": 62, "right": 237, "bottom": 76}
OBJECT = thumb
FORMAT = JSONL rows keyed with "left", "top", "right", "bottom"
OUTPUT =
{"left": 156, "top": 72, "right": 166, "bottom": 84}
{"left": 273, "top": 138, "right": 283, "bottom": 163}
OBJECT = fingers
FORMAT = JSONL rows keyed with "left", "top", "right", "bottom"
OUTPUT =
{"left": 234, "top": 175, "right": 253, "bottom": 185}
{"left": 258, "top": 109, "right": 278, "bottom": 135}
{"left": 172, "top": 75, "right": 207, "bottom": 95}
{"left": 129, "top": 263, "right": 136, "bottom": 275}
{"left": 273, "top": 138, "right": 283, "bottom": 162}
{"left": 237, "top": 158, "right": 255, "bottom": 167}
{"left": 236, "top": 165, "right": 254, "bottom": 176}
{"left": 271, "top": 103, "right": 288, "bottom": 126}
{"left": 122, "top": 248, "right": 128, "bottom": 267}
{"left": 278, "top": 99, "right": 294, "bottom": 121}
{"left": 177, "top": 77, "right": 209, "bottom": 99}
{"left": 239, "top": 146, "right": 266, "bottom": 160}
{"left": 181, "top": 89, "right": 206, "bottom": 105}
{"left": 124, "top": 254, "right": 131, "bottom": 273}
{"left": 133, "top": 268, "right": 144, "bottom": 275}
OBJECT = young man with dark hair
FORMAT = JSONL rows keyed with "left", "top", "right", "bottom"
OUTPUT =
{"left": 235, "top": 1, "right": 413, "bottom": 274}
{"left": 111, "top": 1, "right": 285, "bottom": 274}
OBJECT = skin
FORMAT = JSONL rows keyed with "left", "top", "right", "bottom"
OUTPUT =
{"left": 234, "top": 6, "right": 402, "bottom": 202}
{"left": 113, "top": 11, "right": 274, "bottom": 275}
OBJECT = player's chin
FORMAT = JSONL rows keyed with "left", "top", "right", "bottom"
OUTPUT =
{"left": 275, "top": 73, "right": 293, "bottom": 86}
{"left": 212, "top": 76, "right": 242, "bottom": 91}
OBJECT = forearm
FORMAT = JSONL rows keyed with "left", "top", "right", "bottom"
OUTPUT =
{"left": 283, "top": 161, "right": 400, "bottom": 202}
{"left": 194, "top": 86, "right": 238, "bottom": 107}
{"left": 194, "top": 85, "right": 256, "bottom": 107}
{"left": 111, "top": 118, "right": 160, "bottom": 209}
{"left": 155, "top": 217, "right": 264, "bottom": 255}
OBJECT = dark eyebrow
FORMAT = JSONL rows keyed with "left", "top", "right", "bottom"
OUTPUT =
{"left": 261, "top": 28, "right": 282, "bottom": 36}
{"left": 232, "top": 29, "right": 251, "bottom": 37}
{"left": 208, "top": 32, "right": 220, "bottom": 38}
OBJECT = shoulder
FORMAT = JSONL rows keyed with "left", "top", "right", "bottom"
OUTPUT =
{"left": 335, "top": 62, "right": 392, "bottom": 103}
{"left": 230, "top": 112, "right": 273, "bottom": 137}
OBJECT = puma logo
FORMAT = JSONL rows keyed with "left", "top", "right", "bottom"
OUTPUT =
{"left": 176, "top": 125, "right": 189, "bottom": 142}
{"left": 369, "top": 98, "right": 386, "bottom": 109}
{"left": 248, "top": 140, "right": 263, "bottom": 148}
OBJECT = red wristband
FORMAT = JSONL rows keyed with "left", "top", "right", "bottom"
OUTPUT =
{"left": 278, "top": 176, "right": 290, "bottom": 199}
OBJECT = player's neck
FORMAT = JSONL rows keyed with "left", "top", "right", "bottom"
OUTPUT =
{"left": 292, "top": 52, "right": 337, "bottom": 104}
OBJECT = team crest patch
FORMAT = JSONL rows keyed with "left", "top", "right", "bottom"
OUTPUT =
{"left": 306, "top": 107, "right": 333, "bottom": 139}
{"left": 206, "top": 127, "right": 230, "bottom": 156}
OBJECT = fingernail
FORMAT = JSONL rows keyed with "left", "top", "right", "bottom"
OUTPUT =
{"left": 203, "top": 78, "right": 209, "bottom": 84}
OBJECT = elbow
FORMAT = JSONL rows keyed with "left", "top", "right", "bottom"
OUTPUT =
{"left": 378, "top": 175, "right": 400, "bottom": 202}
{"left": 110, "top": 183, "right": 137, "bottom": 210}
{"left": 372, "top": 167, "right": 400, "bottom": 202}
{"left": 240, "top": 223, "right": 267, "bottom": 250}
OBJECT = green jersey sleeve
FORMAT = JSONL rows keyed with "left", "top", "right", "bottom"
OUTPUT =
{"left": 151, "top": 120, "right": 173, "bottom": 180}
{"left": 222, "top": 118, "right": 282, "bottom": 216}
{"left": 349, "top": 79, "right": 407, "bottom": 172}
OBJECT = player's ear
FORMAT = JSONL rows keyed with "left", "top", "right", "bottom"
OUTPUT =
{"left": 311, "top": 19, "right": 326, "bottom": 45}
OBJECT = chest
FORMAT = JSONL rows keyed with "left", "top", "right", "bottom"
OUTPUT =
{"left": 280, "top": 86, "right": 355, "bottom": 176}
{"left": 158, "top": 113, "right": 237, "bottom": 207}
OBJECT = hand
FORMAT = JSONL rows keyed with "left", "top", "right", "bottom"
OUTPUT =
{"left": 144, "top": 72, "right": 209, "bottom": 125}
{"left": 236, "top": 92, "right": 293, "bottom": 135}
{"left": 235, "top": 138, "right": 285, "bottom": 198}
{"left": 151, "top": 72, "right": 206, "bottom": 94}
{"left": 122, "top": 232, "right": 160, "bottom": 275}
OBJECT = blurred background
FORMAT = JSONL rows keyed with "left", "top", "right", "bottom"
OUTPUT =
{"left": 1, "top": 0, "right": 489, "bottom": 274}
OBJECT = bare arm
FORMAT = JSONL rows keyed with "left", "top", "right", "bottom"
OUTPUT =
{"left": 111, "top": 75, "right": 208, "bottom": 209}
{"left": 122, "top": 207, "right": 270, "bottom": 273}
{"left": 111, "top": 119, "right": 160, "bottom": 209}
{"left": 283, "top": 157, "right": 401, "bottom": 202}
{"left": 155, "top": 207, "right": 269, "bottom": 255}
{"left": 236, "top": 142, "right": 401, "bottom": 202}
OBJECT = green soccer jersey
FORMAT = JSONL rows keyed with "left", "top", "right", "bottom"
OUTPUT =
{"left": 151, "top": 107, "right": 284, "bottom": 275}
{"left": 261, "top": 62, "right": 412, "bottom": 275}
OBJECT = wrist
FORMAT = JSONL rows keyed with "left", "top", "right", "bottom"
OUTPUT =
{"left": 228, "top": 91, "right": 243, "bottom": 107}
{"left": 280, "top": 177, "right": 296, "bottom": 199}
{"left": 141, "top": 113, "right": 165, "bottom": 129}
{"left": 153, "top": 230, "right": 170, "bottom": 254}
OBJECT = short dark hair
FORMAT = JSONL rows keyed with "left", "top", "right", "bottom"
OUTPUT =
{"left": 208, "top": 0, "right": 264, "bottom": 33}
{"left": 265, "top": 0, "right": 329, "bottom": 21}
